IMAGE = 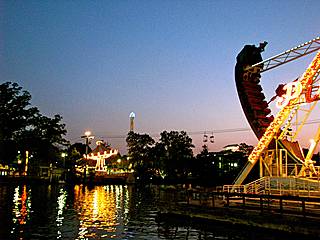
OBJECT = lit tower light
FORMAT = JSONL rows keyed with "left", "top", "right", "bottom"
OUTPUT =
{"left": 129, "top": 112, "right": 135, "bottom": 132}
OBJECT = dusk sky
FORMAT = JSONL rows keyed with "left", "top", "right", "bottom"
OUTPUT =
{"left": 1, "top": 0, "right": 320, "bottom": 154}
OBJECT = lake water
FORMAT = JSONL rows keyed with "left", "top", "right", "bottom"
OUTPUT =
{"left": 0, "top": 183, "right": 315, "bottom": 240}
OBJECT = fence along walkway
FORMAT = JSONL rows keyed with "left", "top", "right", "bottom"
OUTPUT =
{"left": 157, "top": 185, "right": 320, "bottom": 218}
{"left": 224, "top": 176, "right": 320, "bottom": 197}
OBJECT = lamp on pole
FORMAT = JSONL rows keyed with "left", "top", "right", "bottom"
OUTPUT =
{"left": 61, "top": 152, "right": 67, "bottom": 168}
{"left": 81, "top": 131, "right": 94, "bottom": 182}
{"left": 24, "top": 150, "right": 29, "bottom": 176}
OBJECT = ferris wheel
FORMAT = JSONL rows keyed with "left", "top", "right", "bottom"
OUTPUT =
{"left": 233, "top": 37, "right": 320, "bottom": 185}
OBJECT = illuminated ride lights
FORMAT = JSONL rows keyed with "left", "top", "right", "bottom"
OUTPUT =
{"left": 83, "top": 140, "right": 119, "bottom": 172}
{"left": 85, "top": 149, "right": 119, "bottom": 172}
{"left": 249, "top": 52, "right": 320, "bottom": 164}
{"left": 233, "top": 37, "right": 320, "bottom": 186}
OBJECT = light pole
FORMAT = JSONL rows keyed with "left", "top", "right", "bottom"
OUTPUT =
{"left": 61, "top": 152, "right": 67, "bottom": 181}
{"left": 81, "top": 131, "right": 94, "bottom": 182}
{"left": 24, "top": 150, "right": 29, "bottom": 176}
{"left": 61, "top": 152, "right": 67, "bottom": 168}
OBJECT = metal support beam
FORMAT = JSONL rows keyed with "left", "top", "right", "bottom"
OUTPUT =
{"left": 234, "top": 51, "right": 320, "bottom": 186}
{"left": 246, "top": 37, "right": 320, "bottom": 73}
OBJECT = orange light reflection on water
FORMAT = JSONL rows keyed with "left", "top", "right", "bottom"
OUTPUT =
{"left": 11, "top": 185, "right": 32, "bottom": 235}
{"left": 74, "top": 185, "right": 130, "bottom": 239}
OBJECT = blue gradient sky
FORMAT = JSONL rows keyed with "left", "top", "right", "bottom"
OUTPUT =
{"left": 1, "top": 0, "right": 320, "bottom": 154}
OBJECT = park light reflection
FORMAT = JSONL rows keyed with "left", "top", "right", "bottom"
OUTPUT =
{"left": 56, "top": 188, "right": 67, "bottom": 239}
{"left": 11, "top": 185, "right": 32, "bottom": 235}
{"left": 74, "top": 185, "right": 130, "bottom": 239}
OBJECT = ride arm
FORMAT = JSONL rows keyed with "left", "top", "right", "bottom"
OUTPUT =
{"left": 234, "top": 51, "right": 320, "bottom": 186}
{"left": 246, "top": 37, "right": 320, "bottom": 73}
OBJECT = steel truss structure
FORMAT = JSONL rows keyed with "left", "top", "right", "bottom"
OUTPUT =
{"left": 247, "top": 37, "right": 320, "bottom": 73}
{"left": 233, "top": 36, "right": 320, "bottom": 190}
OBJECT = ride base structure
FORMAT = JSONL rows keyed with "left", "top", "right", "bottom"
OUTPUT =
{"left": 225, "top": 37, "right": 320, "bottom": 196}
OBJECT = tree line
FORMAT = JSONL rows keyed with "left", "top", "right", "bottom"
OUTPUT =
{"left": 0, "top": 82, "right": 68, "bottom": 170}
{"left": 126, "top": 131, "right": 252, "bottom": 185}
{"left": 1, "top": 82, "right": 252, "bottom": 185}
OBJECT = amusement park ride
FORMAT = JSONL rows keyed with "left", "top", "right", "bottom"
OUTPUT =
{"left": 229, "top": 36, "right": 320, "bottom": 194}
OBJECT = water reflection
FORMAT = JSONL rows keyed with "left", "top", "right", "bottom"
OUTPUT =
{"left": 11, "top": 185, "right": 32, "bottom": 235}
{"left": 74, "top": 185, "right": 130, "bottom": 239}
{"left": 1, "top": 183, "right": 310, "bottom": 240}
{"left": 56, "top": 188, "right": 67, "bottom": 239}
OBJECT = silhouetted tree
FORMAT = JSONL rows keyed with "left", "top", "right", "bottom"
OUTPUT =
{"left": 155, "top": 131, "right": 194, "bottom": 180}
{"left": 68, "top": 142, "right": 92, "bottom": 157}
{"left": 126, "top": 131, "right": 155, "bottom": 180}
{"left": 238, "top": 142, "right": 254, "bottom": 156}
{"left": 193, "top": 145, "right": 216, "bottom": 185}
{"left": 18, "top": 113, "right": 68, "bottom": 166}
{"left": 0, "top": 82, "right": 37, "bottom": 164}
{"left": 0, "top": 82, "right": 68, "bottom": 166}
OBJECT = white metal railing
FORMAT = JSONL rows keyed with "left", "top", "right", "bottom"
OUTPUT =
{"left": 225, "top": 176, "right": 320, "bottom": 196}
{"left": 245, "top": 177, "right": 270, "bottom": 194}
{"left": 223, "top": 184, "right": 245, "bottom": 193}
